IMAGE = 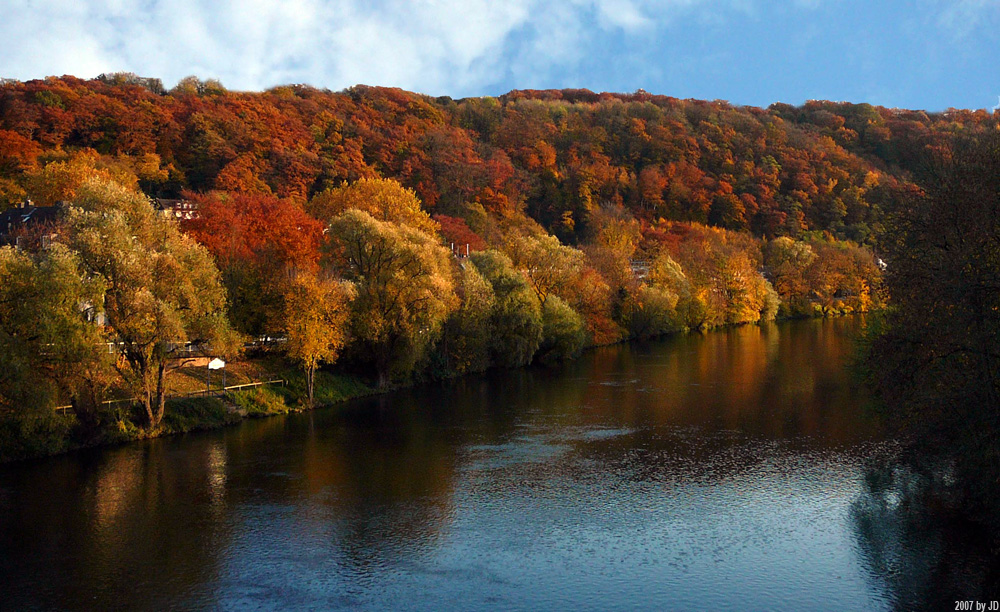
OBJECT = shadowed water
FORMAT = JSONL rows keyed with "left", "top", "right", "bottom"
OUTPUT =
{"left": 0, "top": 317, "right": 950, "bottom": 610}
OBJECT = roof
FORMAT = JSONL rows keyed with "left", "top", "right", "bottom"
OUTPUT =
{"left": 0, "top": 203, "right": 62, "bottom": 238}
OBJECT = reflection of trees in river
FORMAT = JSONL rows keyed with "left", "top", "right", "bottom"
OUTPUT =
{"left": 851, "top": 461, "right": 1000, "bottom": 611}
{"left": 574, "top": 317, "right": 878, "bottom": 443}
{"left": 0, "top": 439, "right": 231, "bottom": 609}
{"left": 268, "top": 316, "right": 885, "bottom": 567}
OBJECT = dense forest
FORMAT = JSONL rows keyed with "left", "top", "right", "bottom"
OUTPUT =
{"left": 7, "top": 73, "right": 996, "bottom": 242}
{"left": 1, "top": 73, "right": 997, "bottom": 462}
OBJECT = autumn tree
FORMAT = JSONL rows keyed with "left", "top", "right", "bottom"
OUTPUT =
{"left": 326, "top": 209, "right": 456, "bottom": 386}
{"left": 308, "top": 177, "right": 439, "bottom": 235}
{"left": 764, "top": 236, "right": 816, "bottom": 313}
{"left": 25, "top": 150, "right": 138, "bottom": 205}
{"left": 64, "top": 177, "right": 236, "bottom": 427}
{"left": 0, "top": 129, "right": 41, "bottom": 209}
{"left": 183, "top": 192, "right": 324, "bottom": 336}
{"left": 659, "top": 223, "right": 778, "bottom": 327}
{"left": 433, "top": 214, "right": 487, "bottom": 254}
{"left": 506, "top": 233, "right": 584, "bottom": 306}
{"left": 804, "top": 240, "right": 880, "bottom": 314}
{"left": 279, "top": 273, "right": 353, "bottom": 407}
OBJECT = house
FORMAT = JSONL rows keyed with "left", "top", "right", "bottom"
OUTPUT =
{"left": 154, "top": 198, "right": 199, "bottom": 220}
{"left": 0, "top": 200, "right": 63, "bottom": 247}
{"left": 629, "top": 259, "right": 650, "bottom": 279}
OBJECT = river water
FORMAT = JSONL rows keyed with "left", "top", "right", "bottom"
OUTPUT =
{"left": 0, "top": 317, "right": 979, "bottom": 610}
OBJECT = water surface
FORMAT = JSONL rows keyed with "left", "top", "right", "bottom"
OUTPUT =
{"left": 0, "top": 318, "right": 935, "bottom": 610}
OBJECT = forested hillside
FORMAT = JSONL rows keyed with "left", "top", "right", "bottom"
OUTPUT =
{"left": 4, "top": 73, "right": 996, "bottom": 458}
{"left": 5, "top": 74, "right": 994, "bottom": 242}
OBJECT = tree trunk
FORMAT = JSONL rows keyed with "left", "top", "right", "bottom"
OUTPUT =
{"left": 306, "top": 363, "right": 315, "bottom": 408}
{"left": 70, "top": 387, "right": 99, "bottom": 434}
{"left": 375, "top": 348, "right": 391, "bottom": 389}
{"left": 152, "top": 361, "right": 166, "bottom": 428}
{"left": 143, "top": 385, "right": 155, "bottom": 428}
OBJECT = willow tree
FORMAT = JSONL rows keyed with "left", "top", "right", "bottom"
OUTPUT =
{"left": 0, "top": 244, "right": 111, "bottom": 425}
{"left": 327, "top": 209, "right": 456, "bottom": 387}
{"left": 470, "top": 250, "right": 543, "bottom": 368}
{"left": 506, "top": 233, "right": 584, "bottom": 306}
{"left": 441, "top": 263, "right": 496, "bottom": 375}
{"left": 64, "top": 177, "right": 236, "bottom": 428}
{"left": 279, "top": 273, "right": 353, "bottom": 406}
{"left": 537, "top": 295, "right": 586, "bottom": 362}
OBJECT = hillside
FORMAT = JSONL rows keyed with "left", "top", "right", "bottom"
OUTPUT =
{"left": 3, "top": 74, "right": 995, "bottom": 244}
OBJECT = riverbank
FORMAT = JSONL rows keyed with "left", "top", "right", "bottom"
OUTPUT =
{"left": 0, "top": 364, "right": 377, "bottom": 464}
{"left": 0, "top": 311, "right": 872, "bottom": 464}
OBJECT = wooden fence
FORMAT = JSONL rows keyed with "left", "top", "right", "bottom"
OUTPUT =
{"left": 179, "top": 379, "right": 286, "bottom": 399}
{"left": 53, "top": 379, "right": 286, "bottom": 412}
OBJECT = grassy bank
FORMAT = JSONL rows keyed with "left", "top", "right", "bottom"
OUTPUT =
{"left": 0, "top": 364, "right": 376, "bottom": 464}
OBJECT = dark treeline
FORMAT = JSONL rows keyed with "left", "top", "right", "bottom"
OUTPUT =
{"left": 862, "top": 131, "right": 1000, "bottom": 541}
{"left": 5, "top": 73, "right": 996, "bottom": 462}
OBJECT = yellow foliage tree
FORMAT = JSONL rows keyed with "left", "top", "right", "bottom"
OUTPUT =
{"left": 507, "top": 233, "right": 584, "bottom": 306}
{"left": 308, "top": 177, "right": 439, "bottom": 235}
{"left": 279, "top": 273, "right": 353, "bottom": 407}
{"left": 26, "top": 150, "right": 138, "bottom": 205}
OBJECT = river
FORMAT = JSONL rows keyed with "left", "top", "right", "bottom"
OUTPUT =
{"left": 0, "top": 317, "right": 984, "bottom": 610}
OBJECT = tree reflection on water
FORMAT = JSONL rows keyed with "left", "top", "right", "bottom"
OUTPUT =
{"left": 851, "top": 459, "right": 1000, "bottom": 611}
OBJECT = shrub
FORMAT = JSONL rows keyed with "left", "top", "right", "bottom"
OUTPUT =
{"left": 227, "top": 386, "right": 289, "bottom": 417}
{"left": 0, "top": 412, "right": 73, "bottom": 462}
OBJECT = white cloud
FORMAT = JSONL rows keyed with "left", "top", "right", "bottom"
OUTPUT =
{"left": 595, "top": 0, "right": 654, "bottom": 30}
{"left": 934, "top": 0, "right": 1000, "bottom": 39}
{"left": 0, "top": 0, "right": 752, "bottom": 95}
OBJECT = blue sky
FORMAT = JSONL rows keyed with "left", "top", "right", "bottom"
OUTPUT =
{"left": 3, "top": 0, "right": 998, "bottom": 111}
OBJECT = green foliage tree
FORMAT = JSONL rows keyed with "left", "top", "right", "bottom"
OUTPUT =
{"left": 0, "top": 244, "right": 111, "bottom": 425}
{"left": 621, "top": 251, "right": 695, "bottom": 338}
{"left": 626, "top": 285, "right": 684, "bottom": 340}
{"left": 470, "top": 250, "right": 543, "bottom": 367}
{"left": 537, "top": 295, "right": 587, "bottom": 362}
{"left": 279, "top": 273, "right": 353, "bottom": 407}
{"left": 64, "top": 178, "right": 236, "bottom": 427}
{"left": 327, "top": 209, "right": 456, "bottom": 386}
{"left": 441, "top": 264, "right": 496, "bottom": 374}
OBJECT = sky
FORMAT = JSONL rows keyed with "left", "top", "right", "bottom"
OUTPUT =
{"left": 2, "top": 0, "right": 999, "bottom": 111}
